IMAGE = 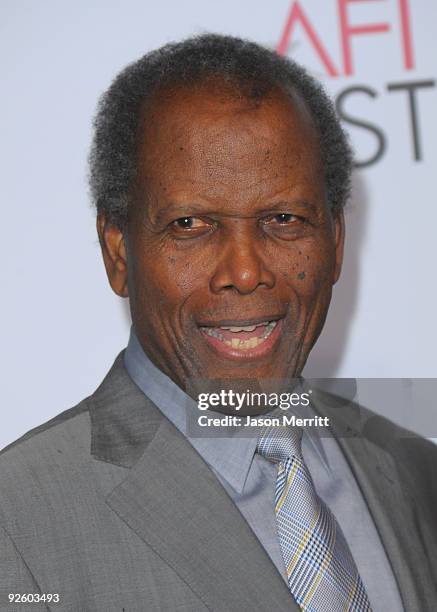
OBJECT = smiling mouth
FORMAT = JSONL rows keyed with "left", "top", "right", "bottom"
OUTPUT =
{"left": 202, "top": 320, "right": 277, "bottom": 349}
{"left": 199, "top": 318, "right": 283, "bottom": 359}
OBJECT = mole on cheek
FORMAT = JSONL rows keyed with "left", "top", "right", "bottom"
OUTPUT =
{"left": 297, "top": 271, "right": 306, "bottom": 280}
{"left": 168, "top": 256, "right": 176, "bottom": 265}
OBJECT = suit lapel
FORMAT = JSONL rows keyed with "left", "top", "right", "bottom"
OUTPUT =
{"left": 312, "top": 392, "right": 437, "bottom": 611}
{"left": 90, "top": 355, "right": 297, "bottom": 611}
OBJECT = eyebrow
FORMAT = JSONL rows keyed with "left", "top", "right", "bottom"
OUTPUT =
{"left": 263, "top": 200, "right": 318, "bottom": 216}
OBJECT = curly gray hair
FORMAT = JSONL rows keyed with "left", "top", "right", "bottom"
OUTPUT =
{"left": 89, "top": 33, "right": 353, "bottom": 228}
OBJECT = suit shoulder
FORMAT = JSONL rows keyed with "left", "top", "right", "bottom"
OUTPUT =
{"left": 0, "top": 399, "right": 90, "bottom": 455}
{"left": 0, "top": 399, "right": 96, "bottom": 528}
{"left": 314, "top": 387, "right": 437, "bottom": 464}
{"left": 360, "top": 405, "right": 437, "bottom": 456}
{"left": 348, "top": 403, "right": 437, "bottom": 500}
{"left": 0, "top": 399, "right": 91, "bottom": 474}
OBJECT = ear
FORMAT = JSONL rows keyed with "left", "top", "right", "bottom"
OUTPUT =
{"left": 96, "top": 213, "right": 129, "bottom": 297}
{"left": 333, "top": 209, "right": 345, "bottom": 285}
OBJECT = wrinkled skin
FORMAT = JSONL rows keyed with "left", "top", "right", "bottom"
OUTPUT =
{"left": 98, "top": 81, "right": 344, "bottom": 392}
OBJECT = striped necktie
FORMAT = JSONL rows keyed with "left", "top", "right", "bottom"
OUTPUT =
{"left": 257, "top": 426, "right": 372, "bottom": 612}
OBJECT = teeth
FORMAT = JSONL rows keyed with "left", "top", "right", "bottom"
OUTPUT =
{"left": 220, "top": 324, "right": 259, "bottom": 332}
{"left": 261, "top": 320, "right": 277, "bottom": 339}
{"left": 203, "top": 327, "right": 224, "bottom": 340}
{"left": 202, "top": 319, "right": 279, "bottom": 349}
{"left": 225, "top": 337, "right": 264, "bottom": 350}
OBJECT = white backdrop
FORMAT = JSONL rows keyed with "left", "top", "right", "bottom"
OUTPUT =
{"left": 1, "top": 0, "right": 436, "bottom": 449}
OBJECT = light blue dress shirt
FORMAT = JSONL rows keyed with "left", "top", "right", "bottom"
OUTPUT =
{"left": 124, "top": 329, "right": 404, "bottom": 612}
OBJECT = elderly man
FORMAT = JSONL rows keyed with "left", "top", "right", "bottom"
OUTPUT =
{"left": 0, "top": 35, "right": 436, "bottom": 612}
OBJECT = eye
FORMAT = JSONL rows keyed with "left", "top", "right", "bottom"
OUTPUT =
{"left": 169, "top": 216, "right": 213, "bottom": 239}
{"left": 171, "top": 217, "right": 209, "bottom": 230}
{"left": 261, "top": 212, "right": 309, "bottom": 240}
{"left": 264, "top": 213, "right": 301, "bottom": 225}
{"left": 274, "top": 213, "right": 298, "bottom": 224}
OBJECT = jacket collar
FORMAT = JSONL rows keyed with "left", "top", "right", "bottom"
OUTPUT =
{"left": 88, "top": 352, "right": 163, "bottom": 468}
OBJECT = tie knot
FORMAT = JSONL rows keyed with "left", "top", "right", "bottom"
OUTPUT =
{"left": 256, "top": 425, "right": 303, "bottom": 464}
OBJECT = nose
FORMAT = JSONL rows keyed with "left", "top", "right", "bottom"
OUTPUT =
{"left": 209, "top": 227, "right": 275, "bottom": 295}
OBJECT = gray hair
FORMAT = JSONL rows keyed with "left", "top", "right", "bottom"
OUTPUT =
{"left": 89, "top": 33, "right": 353, "bottom": 228}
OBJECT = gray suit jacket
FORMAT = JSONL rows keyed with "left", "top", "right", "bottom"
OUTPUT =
{"left": 1, "top": 354, "right": 436, "bottom": 611}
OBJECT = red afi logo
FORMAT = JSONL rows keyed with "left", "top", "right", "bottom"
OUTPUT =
{"left": 277, "top": 0, "right": 414, "bottom": 77}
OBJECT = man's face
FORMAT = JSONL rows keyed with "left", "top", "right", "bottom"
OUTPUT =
{"left": 100, "top": 82, "right": 344, "bottom": 389}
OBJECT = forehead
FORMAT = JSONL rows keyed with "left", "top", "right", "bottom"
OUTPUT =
{"left": 136, "top": 81, "right": 323, "bottom": 212}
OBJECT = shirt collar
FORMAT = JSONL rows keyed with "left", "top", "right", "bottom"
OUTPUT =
{"left": 124, "top": 328, "right": 330, "bottom": 493}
